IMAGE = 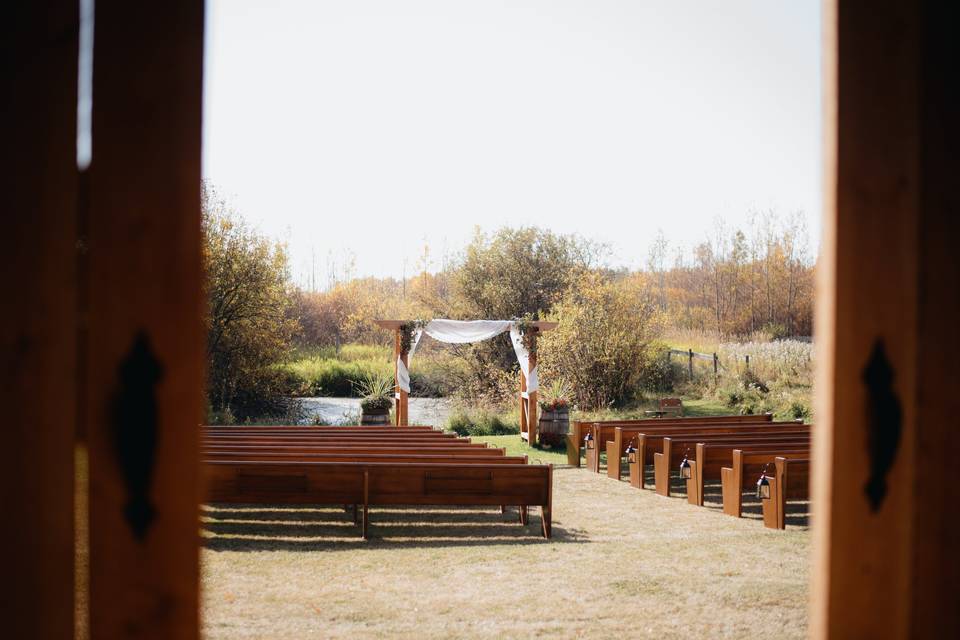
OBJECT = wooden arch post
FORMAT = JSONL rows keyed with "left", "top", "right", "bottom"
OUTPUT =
{"left": 519, "top": 330, "right": 539, "bottom": 444}
{"left": 373, "top": 321, "right": 409, "bottom": 426}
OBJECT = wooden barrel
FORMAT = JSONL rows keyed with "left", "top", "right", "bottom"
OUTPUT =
{"left": 538, "top": 409, "right": 569, "bottom": 446}
{"left": 360, "top": 412, "right": 391, "bottom": 426}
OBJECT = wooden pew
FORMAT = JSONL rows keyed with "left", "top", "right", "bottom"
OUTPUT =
{"left": 203, "top": 425, "right": 439, "bottom": 431}
{"left": 203, "top": 437, "right": 486, "bottom": 447}
{"left": 567, "top": 414, "right": 773, "bottom": 468}
{"left": 719, "top": 447, "right": 811, "bottom": 516}
{"left": 204, "top": 461, "right": 554, "bottom": 538}
{"left": 204, "top": 435, "right": 463, "bottom": 446}
{"left": 202, "top": 445, "right": 504, "bottom": 456}
{"left": 605, "top": 417, "right": 799, "bottom": 478}
{"left": 687, "top": 435, "right": 812, "bottom": 506}
{"left": 652, "top": 430, "right": 810, "bottom": 497}
{"left": 760, "top": 456, "right": 810, "bottom": 529}
{"left": 205, "top": 451, "right": 525, "bottom": 464}
{"left": 609, "top": 421, "right": 807, "bottom": 483}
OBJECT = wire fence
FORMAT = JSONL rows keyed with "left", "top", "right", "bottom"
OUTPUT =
{"left": 668, "top": 339, "right": 814, "bottom": 384}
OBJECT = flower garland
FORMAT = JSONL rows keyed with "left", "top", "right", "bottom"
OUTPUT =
{"left": 399, "top": 319, "right": 429, "bottom": 356}
{"left": 514, "top": 316, "right": 539, "bottom": 357}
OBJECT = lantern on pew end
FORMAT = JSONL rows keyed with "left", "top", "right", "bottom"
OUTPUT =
{"left": 625, "top": 439, "right": 638, "bottom": 464}
{"left": 584, "top": 431, "right": 595, "bottom": 450}
{"left": 756, "top": 465, "right": 771, "bottom": 500}
{"left": 679, "top": 449, "right": 692, "bottom": 480}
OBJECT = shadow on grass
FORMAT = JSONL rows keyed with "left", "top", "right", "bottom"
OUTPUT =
{"left": 201, "top": 504, "right": 590, "bottom": 551}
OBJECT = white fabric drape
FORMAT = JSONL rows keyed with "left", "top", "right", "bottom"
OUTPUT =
{"left": 395, "top": 319, "right": 538, "bottom": 393}
{"left": 423, "top": 319, "right": 513, "bottom": 343}
{"left": 395, "top": 327, "right": 422, "bottom": 394}
{"left": 509, "top": 325, "right": 538, "bottom": 393}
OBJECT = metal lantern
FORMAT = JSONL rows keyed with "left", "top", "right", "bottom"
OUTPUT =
{"left": 679, "top": 456, "right": 692, "bottom": 479}
{"left": 625, "top": 440, "right": 638, "bottom": 464}
{"left": 756, "top": 471, "right": 771, "bottom": 500}
{"left": 584, "top": 431, "right": 595, "bottom": 450}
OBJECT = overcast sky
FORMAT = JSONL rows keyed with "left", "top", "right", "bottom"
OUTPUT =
{"left": 203, "top": 0, "right": 822, "bottom": 288}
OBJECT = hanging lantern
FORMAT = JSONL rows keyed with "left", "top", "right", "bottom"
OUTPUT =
{"left": 584, "top": 431, "right": 595, "bottom": 450}
{"left": 756, "top": 471, "right": 771, "bottom": 500}
{"left": 625, "top": 440, "right": 638, "bottom": 464}
{"left": 679, "top": 455, "right": 692, "bottom": 479}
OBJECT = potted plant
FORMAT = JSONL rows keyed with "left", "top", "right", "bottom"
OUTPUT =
{"left": 355, "top": 372, "right": 394, "bottom": 425}
{"left": 538, "top": 379, "right": 572, "bottom": 446}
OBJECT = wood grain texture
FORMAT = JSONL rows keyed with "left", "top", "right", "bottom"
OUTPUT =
{"left": 814, "top": 0, "right": 960, "bottom": 636}
{"left": 1, "top": 2, "right": 78, "bottom": 637}
{"left": 85, "top": 1, "right": 204, "bottom": 637}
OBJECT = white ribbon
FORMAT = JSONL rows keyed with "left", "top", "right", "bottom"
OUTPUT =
{"left": 395, "top": 319, "right": 537, "bottom": 393}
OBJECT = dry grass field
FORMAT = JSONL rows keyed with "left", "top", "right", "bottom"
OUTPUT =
{"left": 201, "top": 454, "right": 810, "bottom": 639}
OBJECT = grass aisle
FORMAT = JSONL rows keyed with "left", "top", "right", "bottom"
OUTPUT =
{"left": 202, "top": 466, "right": 809, "bottom": 639}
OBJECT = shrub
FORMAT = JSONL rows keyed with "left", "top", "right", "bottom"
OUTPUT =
{"left": 203, "top": 184, "right": 298, "bottom": 421}
{"left": 446, "top": 408, "right": 520, "bottom": 436}
{"left": 789, "top": 400, "right": 811, "bottom": 421}
{"left": 538, "top": 272, "right": 662, "bottom": 410}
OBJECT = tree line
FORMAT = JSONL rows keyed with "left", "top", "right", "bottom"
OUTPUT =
{"left": 203, "top": 183, "right": 815, "bottom": 419}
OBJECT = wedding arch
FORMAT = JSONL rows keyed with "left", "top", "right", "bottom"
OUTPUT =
{"left": 374, "top": 319, "right": 557, "bottom": 441}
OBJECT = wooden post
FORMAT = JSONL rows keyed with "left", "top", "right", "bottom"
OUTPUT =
{"left": 85, "top": 1, "right": 204, "bottom": 638}
{"left": 712, "top": 352, "right": 719, "bottom": 381}
{"left": 688, "top": 348, "right": 694, "bottom": 380}
{"left": 519, "top": 368, "right": 528, "bottom": 439}
{"left": 2, "top": 3, "right": 79, "bottom": 637}
{"left": 813, "top": 1, "right": 960, "bottom": 637}
{"left": 527, "top": 332, "right": 539, "bottom": 445}
{"left": 745, "top": 354, "right": 750, "bottom": 370}
{"left": 393, "top": 329, "right": 408, "bottom": 426}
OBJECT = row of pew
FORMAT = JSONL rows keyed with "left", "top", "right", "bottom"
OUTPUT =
{"left": 566, "top": 415, "right": 810, "bottom": 529}
{"left": 202, "top": 425, "right": 554, "bottom": 538}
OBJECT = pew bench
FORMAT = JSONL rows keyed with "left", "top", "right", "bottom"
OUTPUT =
{"left": 759, "top": 456, "right": 810, "bottom": 529}
{"left": 567, "top": 414, "right": 774, "bottom": 468}
{"left": 605, "top": 419, "right": 803, "bottom": 478}
{"left": 652, "top": 431, "right": 811, "bottom": 497}
{"left": 204, "top": 461, "right": 554, "bottom": 538}
{"left": 618, "top": 425, "right": 810, "bottom": 489}
{"left": 687, "top": 438, "right": 812, "bottom": 506}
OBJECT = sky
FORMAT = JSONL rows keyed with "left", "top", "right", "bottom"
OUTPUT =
{"left": 203, "top": 0, "right": 822, "bottom": 288}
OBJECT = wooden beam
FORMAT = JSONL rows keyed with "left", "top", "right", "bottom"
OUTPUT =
{"left": 85, "top": 1, "right": 204, "bottom": 638}
{"left": 374, "top": 319, "right": 558, "bottom": 332}
{"left": 813, "top": 1, "right": 960, "bottom": 636}
{"left": 1, "top": 3, "right": 79, "bottom": 637}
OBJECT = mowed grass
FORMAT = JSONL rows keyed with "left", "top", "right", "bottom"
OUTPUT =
{"left": 471, "top": 434, "right": 569, "bottom": 465}
{"left": 201, "top": 466, "right": 810, "bottom": 639}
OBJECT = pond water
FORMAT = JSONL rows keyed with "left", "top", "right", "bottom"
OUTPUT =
{"left": 297, "top": 397, "right": 454, "bottom": 427}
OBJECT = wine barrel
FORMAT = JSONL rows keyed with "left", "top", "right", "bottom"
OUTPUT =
{"left": 538, "top": 408, "right": 570, "bottom": 446}
{"left": 360, "top": 412, "right": 391, "bottom": 426}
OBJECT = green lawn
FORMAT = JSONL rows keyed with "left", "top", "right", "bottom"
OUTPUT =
{"left": 470, "top": 434, "right": 569, "bottom": 465}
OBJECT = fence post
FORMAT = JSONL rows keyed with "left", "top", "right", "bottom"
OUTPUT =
{"left": 713, "top": 352, "right": 719, "bottom": 382}
{"left": 688, "top": 349, "right": 694, "bottom": 380}
{"left": 745, "top": 354, "right": 750, "bottom": 370}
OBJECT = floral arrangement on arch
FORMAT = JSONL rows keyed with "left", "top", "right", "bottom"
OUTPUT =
{"left": 398, "top": 319, "right": 429, "bottom": 356}
{"left": 514, "top": 315, "right": 539, "bottom": 357}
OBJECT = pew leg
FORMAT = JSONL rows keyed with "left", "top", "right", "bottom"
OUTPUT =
{"left": 351, "top": 504, "right": 359, "bottom": 525}
{"left": 541, "top": 505, "right": 552, "bottom": 539}
{"left": 361, "top": 504, "right": 369, "bottom": 539}
{"left": 500, "top": 505, "right": 506, "bottom": 514}
{"left": 519, "top": 505, "right": 529, "bottom": 526}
